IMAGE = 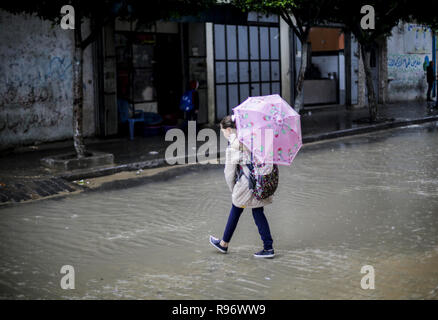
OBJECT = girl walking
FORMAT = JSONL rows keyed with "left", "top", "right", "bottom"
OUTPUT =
{"left": 209, "top": 115, "right": 276, "bottom": 258}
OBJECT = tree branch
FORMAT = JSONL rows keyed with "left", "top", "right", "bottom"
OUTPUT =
{"left": 294, "top": 13, "right": 307, "bottom": 39}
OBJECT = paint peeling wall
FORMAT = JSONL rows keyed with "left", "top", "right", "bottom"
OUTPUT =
{"left": 0, "top": 10, "right": 95, "bottom": 150}
{"left": 387, "top": 22, "right": 432, "bottom": 102}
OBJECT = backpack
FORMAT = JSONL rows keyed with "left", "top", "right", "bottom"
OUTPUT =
{"left": 246, "top": 162, "right": 279, "bottom": 200}
{"left": 179, "top": 90, "right": 194, "bottom": 112}
{"left": 236, "top": 158, "right": 279, "bottom": 201}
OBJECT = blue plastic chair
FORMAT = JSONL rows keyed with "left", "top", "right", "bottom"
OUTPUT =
{"left": 117, "top": 99, "right": 145, "bottom": 140}
{"left": 143, "top": 112, "right": 162, "bottom": 125}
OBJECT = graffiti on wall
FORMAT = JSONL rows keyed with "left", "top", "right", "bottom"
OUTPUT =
{"left": 388, "top": 54, "right": 423, "bottom": 71}
{"left": 0, "top": 56, "right": 73, "bottom": 108}
{"left": 388, "top": 53, "right": 427, "bottom": 94}
{"left": 0, "top": 55, "right": 74, "bottom": 139}
{"left": 0, "top": 10, "right": 94, "bottom": 147}
{"left": 0, "top": 108, "right": 66, "bottom": 135}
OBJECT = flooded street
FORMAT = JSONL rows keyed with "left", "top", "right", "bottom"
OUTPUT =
{"left": 1, "top": 122, "right": 438, "bottom": 299}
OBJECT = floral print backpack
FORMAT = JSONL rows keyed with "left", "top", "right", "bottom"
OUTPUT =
{"left": 245, "top": 161, "right": 279, "bottom": 200}
{"left": 236, "top": 145, "right": 279, "bottom": 200}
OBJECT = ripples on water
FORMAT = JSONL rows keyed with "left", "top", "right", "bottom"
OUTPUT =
{"left": 0, "top": 123, "right": 438, "bottom": 299}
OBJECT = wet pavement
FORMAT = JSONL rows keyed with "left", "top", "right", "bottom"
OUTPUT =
{"left": 0, "top": 122, "right": 437, "bottom": 299}
{"left": 300, "top": 100, "right": 438, "bottom": 136}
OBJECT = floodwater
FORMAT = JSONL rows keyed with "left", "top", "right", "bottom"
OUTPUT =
{"left": 1, "top": 122, "right": 438, "bottom": 299}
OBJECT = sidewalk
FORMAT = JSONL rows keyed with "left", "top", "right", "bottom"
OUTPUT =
{"left": 1, "top": 101, "right": 438, "bottom": 205}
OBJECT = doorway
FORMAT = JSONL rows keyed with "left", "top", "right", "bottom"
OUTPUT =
{"left": 304, "top": 27, "right": 345, "bottom": 107}
{"left": 155, "top": 33, "right": 182, "bottom": 115}
{"left": 115, "top": 31, "right": 182, "bottom": 128}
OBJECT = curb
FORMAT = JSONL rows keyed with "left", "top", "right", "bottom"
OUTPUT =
{"left": 302, "top": 116, "right": 438, "bottom": 143}
{"left": 56, "top": 116, "right": 438, "bottom": 182}
{"left": 58, "top": 154, "right": 223, "bottom": 182}
{"left": 58, "top": 158, "right": 168, "bottom": 181}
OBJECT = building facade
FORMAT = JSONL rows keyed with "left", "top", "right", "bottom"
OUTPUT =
{"left": 0, "top": 8, "right": 436, "bottom": 150}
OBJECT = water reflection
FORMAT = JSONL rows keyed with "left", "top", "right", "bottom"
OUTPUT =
{"left": 0, "top": 122, "right": 437, "bottom": 299}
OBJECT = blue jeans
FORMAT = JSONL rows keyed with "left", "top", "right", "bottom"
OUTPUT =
{"left": 222, "top": 204, "right": 273, "bottom": 250}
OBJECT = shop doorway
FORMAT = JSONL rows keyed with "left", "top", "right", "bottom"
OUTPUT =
{"left": 155, "top": 33, "right": 182, "bottom": 115}
{"left": 304, "top": 27, "right": 345, "bottom": 107}
{"left": 115, "top": 30, "right": 182, "bottom": 134}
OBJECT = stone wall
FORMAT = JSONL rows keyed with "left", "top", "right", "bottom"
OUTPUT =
{"left": 0, "top": 10, "right": 95, "bottom": 150}
{"left": 387, "top": 22, "right": 432, "bottom": 102}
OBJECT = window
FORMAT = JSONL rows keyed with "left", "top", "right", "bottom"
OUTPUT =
{"left": 213, "top": 16, "right": 281, "bottom": 121}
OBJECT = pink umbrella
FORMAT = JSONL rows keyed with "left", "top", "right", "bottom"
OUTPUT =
{"left": 232, "top": 94, "right": 302, "bottom": 166}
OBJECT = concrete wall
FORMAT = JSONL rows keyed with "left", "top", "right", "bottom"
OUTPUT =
{"left": 387, "top": 22, "right": 432, "bottom": 102}
{"left": 311, "top": 55, "right": 338, "bottom": 79}
{"left": 0, "top": 10, "right": 95, "bottom": 150}
{"left": 280, "top": 18, "right": 291, "bottom": 105}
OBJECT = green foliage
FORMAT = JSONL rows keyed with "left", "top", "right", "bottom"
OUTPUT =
{"left": 232, "top": 0, "right": 298, "bottom": 12}
{"left": 232, "top": 1, "right": 437, "bottom": 44}
{"left": 232, "top": 0, "right": 336, "bottom": 40}
{"left": 0, "top": 0, "right": 216, "bottom": 49}
{"left": 0, "top": 0, "right": 216, "bottom": 25}
{"left": 328, "top": 0, "right": 409, "bottom": 47}
{"left": 404, "top": 0, "right": 438, "bottom": 32}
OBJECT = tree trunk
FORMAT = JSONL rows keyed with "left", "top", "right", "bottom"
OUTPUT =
{"left": 294, "top": 40, "right": 308, "bottom": 113}
{"left": 360, "top": 44, "right": 378, "bottom": 122}
{"left": 73, "top": 15, "right": 86, "bottom": 158}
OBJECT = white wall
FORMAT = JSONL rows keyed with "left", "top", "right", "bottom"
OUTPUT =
{"left": 387, "top": 22, "right": 433, "bottom": 101}
{"left": 311, "top": 55, "right": 338, "bottom": 79}
{"left": 0, "top": 10, "right": 95, "bottom": 150}
{"left": 280, "top": 17, "right": 291, "bottom": 105}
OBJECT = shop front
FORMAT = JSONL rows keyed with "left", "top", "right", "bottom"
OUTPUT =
{"left": 114, "top": 21, "right": 185, "bottom": 137}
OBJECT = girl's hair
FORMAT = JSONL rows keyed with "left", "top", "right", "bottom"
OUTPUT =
{"left": 220, "top": 115, "right": 236, "bottom": 129}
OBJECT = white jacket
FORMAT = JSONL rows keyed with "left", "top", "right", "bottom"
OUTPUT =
{"left": 224, "top": 133, "right": 273, "bottom": 209}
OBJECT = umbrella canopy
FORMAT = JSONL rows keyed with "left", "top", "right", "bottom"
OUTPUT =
{"left": 232, "top": 94, "right": 302, "bottom": 166}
